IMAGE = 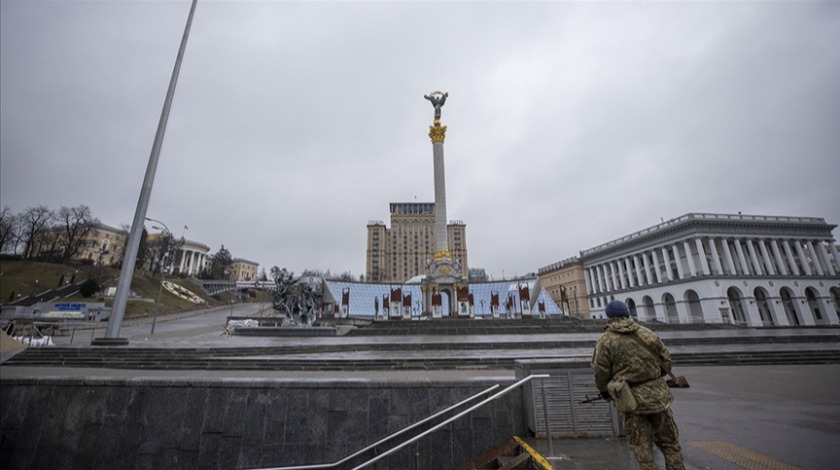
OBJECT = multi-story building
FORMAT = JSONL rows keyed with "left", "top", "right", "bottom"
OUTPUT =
{"left": 230, "top": 258, "right": 259, "bottom": 282}
{"left": 577, "top": 213, "right": 839, "bottom": 326}
{"left": 31, "top": 222, "right": 128, "bottom": 266}
{"left": 78, "top": 223, "right": 128, "bottom": 266}
{"left": 366, "top": 202, "right": 468, "bottom": 283}
{"left": 538, "top": 257, "right": 590, "bottom": 319}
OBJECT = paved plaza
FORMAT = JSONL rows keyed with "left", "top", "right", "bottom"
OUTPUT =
{"left": 2, "top": 306, "right": 839, "bottom": 469}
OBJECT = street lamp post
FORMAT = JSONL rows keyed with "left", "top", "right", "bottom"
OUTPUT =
{"left": 225, "top": 270, "right": 234, "bottom": 318}
{"left": 147, "top": 218, "right": 172, "bottom": 335}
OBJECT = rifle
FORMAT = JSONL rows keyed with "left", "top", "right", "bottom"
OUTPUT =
{"left": 579, "top": 391, "right": 612, "bottom": 404}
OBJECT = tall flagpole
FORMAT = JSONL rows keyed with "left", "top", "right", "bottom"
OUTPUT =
{"left": 94, "top": 0, "right": 199, "bottom": 345}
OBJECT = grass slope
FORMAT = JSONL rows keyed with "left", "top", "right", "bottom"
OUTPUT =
{"left": 0, "top": 260, "right": 250, "bottom": 319}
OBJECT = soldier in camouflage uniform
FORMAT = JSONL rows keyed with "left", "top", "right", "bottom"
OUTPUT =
{"left": 592, "top": 300, "right": 685, "bottom": 470}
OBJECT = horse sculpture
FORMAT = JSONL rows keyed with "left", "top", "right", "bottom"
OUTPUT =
{"left": 271, "top": 269, "right": 323, "bottom": 326}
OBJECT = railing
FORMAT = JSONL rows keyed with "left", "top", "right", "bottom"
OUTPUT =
{"left": 250, "top": 383, "right": 501, "bottom": 470}
{"left": 251, "top": 374, "right": 551, "bottom": 470}
{"left": 350, "top": 374, "right": 549, "bottom": 470}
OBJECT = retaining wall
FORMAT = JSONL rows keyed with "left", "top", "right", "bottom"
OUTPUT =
{"left": 0, "top": 376, "right": 523, "bottom": 470}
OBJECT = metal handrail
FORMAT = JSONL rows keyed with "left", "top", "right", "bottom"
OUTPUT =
{"left": 351, "top": 374, "right": 550, "bottom": 470}
{"left": 252, "top": 383, "right": 501, "bottom": 470}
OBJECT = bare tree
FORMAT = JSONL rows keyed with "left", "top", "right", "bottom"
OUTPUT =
{"left": 0, "top": 206, "right": 19, "bottom": 254}
{"left": 301, "top": 268, "right": 326, "bottom": 278}
{"left": 20, "top": 205, "right": 54, "bottom": 258}
{"left": 335, "top": 271, "right": 358, "bottom": 281}
{"left": 57, "top": 205, "right": 97, "bottom": 263}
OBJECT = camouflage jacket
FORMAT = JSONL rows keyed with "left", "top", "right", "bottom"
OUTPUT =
{"left": 591, "top": 317, "right": 674, "bottom": 414}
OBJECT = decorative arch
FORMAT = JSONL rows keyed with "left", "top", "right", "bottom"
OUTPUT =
{"left": 441, "top": 289, "right": 452, "bottom": 317}
{"left": 642, "top": 296, "right": 656, "bottom": 322}
{"left": 804, "top": 287, "right": 824, "bottom": 324}
{"left": 726, "top": 287, "right": 748, "bottom": 324}
{"left": 626, "top": 298, "right": 638, "bottom": 318}
{"left": 662, "top": 293, "right": 679, "bottom": 323}
{"left": 683, "top": 289, "right": 703, "bottom": 323}
{"left": 830, "top": 287, "right": 840, "bottom": 320}
{"left": 753, "top": 287, "right": 775, "bottom": 326}
{"left": 779, "top": 287, "right": 801, "bottom": 326}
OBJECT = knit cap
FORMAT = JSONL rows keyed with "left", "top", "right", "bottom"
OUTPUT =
{"left": 605, "top": 300, "right": 630, "bottom": 318}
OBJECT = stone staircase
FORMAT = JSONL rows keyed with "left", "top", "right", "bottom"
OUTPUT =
{"left": 3, "top": 331, "right": 839, "bottom": 371}
{"left": 343, "top": 317, "right": 745, "bottom": 336}
{"left": 456, "top": 437, "right": 542, "bottom": 470}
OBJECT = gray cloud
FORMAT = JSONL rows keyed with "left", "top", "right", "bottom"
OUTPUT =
{"left": 2, "top": 0, "right": 838, "bottom": 279}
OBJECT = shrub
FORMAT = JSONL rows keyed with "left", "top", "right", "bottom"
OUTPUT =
{"left": 79, "top": 279, "right": 100, "bottom": 298}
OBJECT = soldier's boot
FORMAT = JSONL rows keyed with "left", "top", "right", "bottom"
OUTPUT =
{"left": 661, "top": 445, "right": 685, "bottom": 470}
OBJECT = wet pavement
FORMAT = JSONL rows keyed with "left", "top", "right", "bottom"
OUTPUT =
{"left": 3, "top": 306, "right": 839, "bottom": 469}
{"left": 527, "top": 363, "right": 839, "bottom": 470}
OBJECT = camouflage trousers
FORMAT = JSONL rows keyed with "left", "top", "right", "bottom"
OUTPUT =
{"left": 624, "top": 408, "right": 685, "bottom": 470}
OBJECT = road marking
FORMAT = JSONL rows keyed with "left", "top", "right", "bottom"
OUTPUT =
{"left": 688, "top": 440, "right": 799, "bottom": 470}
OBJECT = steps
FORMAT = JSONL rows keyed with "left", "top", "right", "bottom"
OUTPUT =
{"left": 3, "top": 344, "right": 839, "bottom": 371}
{"left": 3, "top": 321, "right": 839, "bottom": 371}
{"left": 456, "top": 437, "right": 541, "bottom": 470}
{"left": 345, "top": 317, "right": 747, "bottom": 336}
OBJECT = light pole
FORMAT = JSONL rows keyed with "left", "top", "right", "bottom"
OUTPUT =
{"left": 147, "top": 218, "right": 172, "bottom": 335}
{"left": 95, "top": 0, "right": 198, "bottom": 346}
{"left": 225, "top": 270, "right": 234, "bottom": 318}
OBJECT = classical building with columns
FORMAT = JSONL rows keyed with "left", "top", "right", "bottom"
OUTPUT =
{"left": 577, "top": 213, "right": 839, "bottom": 326}
{"left": 172, "top": 239, "right": 211, "bottom": 277}
{"left": 147, "top": 233, "right": 211, "bottom": 277}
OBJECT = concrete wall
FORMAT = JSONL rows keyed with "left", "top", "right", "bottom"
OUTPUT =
{"left": 0, "top": 377, "right": 524, "bottom": 470}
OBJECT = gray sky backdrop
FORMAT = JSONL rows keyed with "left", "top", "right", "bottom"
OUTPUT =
{"left": 2, "top": 0, "right": 839, "bottom": 280}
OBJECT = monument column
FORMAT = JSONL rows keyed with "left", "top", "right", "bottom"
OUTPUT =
{"left": 427, "top": 91, "right": 450, "bottom": 260}
{"left": 422, "top": 91, "right": 462, "bottom": 318}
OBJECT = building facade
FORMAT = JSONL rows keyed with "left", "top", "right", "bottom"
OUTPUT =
{"left": 538, "top": 257, "right": 590, "bottom": 319}
{"left": 577, "top": 213, "right": 839, "bottom": 326}
{"left": 79, "top": 223, "right": 128, "bottom": 266}
{"left": 230, "top": 258, "right": 259, "bottom": 282}
{"left": 32, "top": 222, "right": 128, "bottom": 266}
{"left": 366, "top": 202, "right": 468, "bottom": 284}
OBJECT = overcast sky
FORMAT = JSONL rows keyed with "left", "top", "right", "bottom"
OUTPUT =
{"left": 2, "top": 0, "right": 838, "bottom": 280}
